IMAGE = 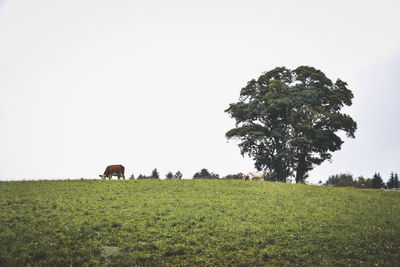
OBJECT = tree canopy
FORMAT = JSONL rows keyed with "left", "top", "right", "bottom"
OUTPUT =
{"left": 193, "top": 168, "right": 219, "bottom": 179}
{"left": 324, "top": 173, "right": 354, "bottom": 187}
{"left": 225, "top": 66, "right": 357, "bottom": 183}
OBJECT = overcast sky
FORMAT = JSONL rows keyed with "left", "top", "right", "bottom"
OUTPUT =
{"left": 1, "top": 0, "right": 399, "bottom": 182}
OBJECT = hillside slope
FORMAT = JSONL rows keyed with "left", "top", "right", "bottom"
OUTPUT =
{"left": 1, "top": 180, "right": 399, "bottom": 266}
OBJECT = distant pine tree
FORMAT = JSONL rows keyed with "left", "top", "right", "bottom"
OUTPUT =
{"left": 371, "top": 173, "right": 384, "bottom": 189}
{"left": 174, "top": 171, "right": 183, "bottom": 179}
{"left": 387, "top": 172, "right": 395, "bottom": 188}
{"left": 151, "top": 168, "right": 160, "bottom": 179}
{"left": 129, "top": 174, "right": 135, "bottom": 179}
{"left": 394, "top": 173, "right": 399, "bottom": 188}
{"left": 165, "top": 172, "right": 174, "bottom": 179}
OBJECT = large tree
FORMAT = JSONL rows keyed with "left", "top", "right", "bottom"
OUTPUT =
{"left": 225, "top": 66, "right": 357, "bottom": 183}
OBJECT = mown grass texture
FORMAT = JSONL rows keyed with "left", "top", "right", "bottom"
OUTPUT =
{"left": 0, "top": 179, "right": 399, "bottom": 266}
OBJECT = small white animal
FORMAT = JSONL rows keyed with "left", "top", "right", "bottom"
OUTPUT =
{"left": 244, "top": 171, "right": 264, "bottom": 181}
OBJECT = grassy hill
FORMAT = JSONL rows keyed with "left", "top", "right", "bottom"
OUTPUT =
{"left": 1, "top": 179, "right": 399, "bottom": 266}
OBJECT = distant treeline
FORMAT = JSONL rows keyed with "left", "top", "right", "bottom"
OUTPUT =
{"left": 129, "top": 168, "right": 244, "bottom": 180}
{"left": 323, "top": 172, "right": 399, "bottom": 189}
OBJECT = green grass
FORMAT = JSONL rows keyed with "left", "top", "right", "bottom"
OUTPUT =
{"left": 1, "top": 180, "right": 400, "bottom": 266}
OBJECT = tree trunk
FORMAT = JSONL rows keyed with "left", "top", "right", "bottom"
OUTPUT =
{"left": 274, "top": 158, "right": 287, "bottom": 182}
{"left": 296, "top": 154, "right": 306, "bottom": 183}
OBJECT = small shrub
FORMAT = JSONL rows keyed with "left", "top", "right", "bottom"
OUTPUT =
{"left": 223, "top": 173, "right": 244, "bottom": 180}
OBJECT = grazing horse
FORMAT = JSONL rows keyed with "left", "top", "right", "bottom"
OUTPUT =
{"left": 99, "top": 165, "right": 125, "bottom": 179}
{"left": 244, "top": 171, "right": 264, "bottom": 181}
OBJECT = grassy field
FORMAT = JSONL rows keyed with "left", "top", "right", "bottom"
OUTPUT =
{"left": 1, "top": 179, "right": 399, "bottom": 266}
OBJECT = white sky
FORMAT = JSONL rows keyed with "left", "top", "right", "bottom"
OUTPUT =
{"left": 1, "top": 0, "right": 399, "bottom": 182}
